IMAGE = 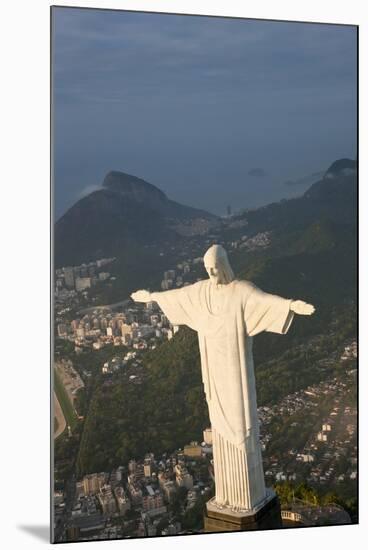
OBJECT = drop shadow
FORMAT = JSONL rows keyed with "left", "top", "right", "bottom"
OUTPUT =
{"left": 17, "top": 524, "right": 50, "bottom": 543}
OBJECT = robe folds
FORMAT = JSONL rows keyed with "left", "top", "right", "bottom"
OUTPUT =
{"left": 152, "top": 278, "right": 294, "bottom": 510}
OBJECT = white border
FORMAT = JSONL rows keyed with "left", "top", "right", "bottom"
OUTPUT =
{"left": 1, "top": 1, "right": 365, "bottom": 548}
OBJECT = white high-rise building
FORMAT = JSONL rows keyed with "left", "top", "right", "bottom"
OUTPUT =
{"left": 64, "top": 267, "right": 75, "bottom": 289}
{"left": 75, "top": 277, "right": 92, "bottom": 292}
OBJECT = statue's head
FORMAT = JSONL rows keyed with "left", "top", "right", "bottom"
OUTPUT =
{"left": 203, "top": 244, "right": 235, "bottom": 285}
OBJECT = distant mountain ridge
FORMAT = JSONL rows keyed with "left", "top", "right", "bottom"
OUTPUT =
{"left": 55, "top": 159, "right": 357, "bottom": 269}
{"left": 55, "top": 170, "right": 219, "bottom": 267}
{"left": 101, "top": 171, "right": 206, "bottom": 219}
{"left": 230, "top": 158, "right": 357, "bottom": 237}
{"left": 304, "top": 159, "right": 356, "bottom": 203}
{"left": 324, "top": 158, "right": 357, "bottom": 177}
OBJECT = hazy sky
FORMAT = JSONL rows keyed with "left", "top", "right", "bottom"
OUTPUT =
{"left": 52, "top": 7, "right": 357, "bottom": 219}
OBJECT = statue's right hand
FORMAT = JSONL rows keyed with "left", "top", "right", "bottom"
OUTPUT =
{"left": 290, "top": 300, "right": 315, "bottom": 315}
{"left": 130, "top": 290, "right": 151, "bottom": 303}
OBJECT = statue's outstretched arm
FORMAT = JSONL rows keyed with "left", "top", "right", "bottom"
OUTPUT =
{"left": 290, "top": 300, "right": 315, "bottom": 315}
{"left": 130, "top": 290, "right": 153, "bottom": 303}
{"left": 131, "top": 285, "right": 199, "bottom": 331}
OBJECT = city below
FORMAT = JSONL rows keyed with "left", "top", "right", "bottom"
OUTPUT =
{"left": 53, "top": 227, "right": 357, "bottom": 542}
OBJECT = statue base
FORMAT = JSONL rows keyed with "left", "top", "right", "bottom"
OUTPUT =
{"left": 204, "top": 489, "right": 282, "bottom": 533}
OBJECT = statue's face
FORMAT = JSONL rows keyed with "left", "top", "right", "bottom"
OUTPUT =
{"left": 203, "top": 245, "right": 233, "bottom": 286}
{"left": 204, "top": 261, "right": 221, "bottom": 285}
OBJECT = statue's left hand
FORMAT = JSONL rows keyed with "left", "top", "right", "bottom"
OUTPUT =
{"left": 130, "top": 290, "right": 152, "bottom": 303}
{"left": 290, "top": 300, "right": 315, "bottom": 315}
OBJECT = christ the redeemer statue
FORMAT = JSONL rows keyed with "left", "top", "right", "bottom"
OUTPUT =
{"left": 131, "top": 244, "right": 315, "bottom": 513}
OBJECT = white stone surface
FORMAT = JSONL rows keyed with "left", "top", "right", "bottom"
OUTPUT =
{"left": 206, "top": 487, "right": 277, "bottom": 518}
{"left": 131, "top": 244, "right": 315, "bottom": 511}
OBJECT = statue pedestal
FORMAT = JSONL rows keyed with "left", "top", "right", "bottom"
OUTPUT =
{"left": 204, "top": 489, "right": 282, "bottom": 533}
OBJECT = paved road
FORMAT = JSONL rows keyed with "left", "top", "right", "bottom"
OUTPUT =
{"left": 54, "top": 391, "right": 67, "bottom": 439}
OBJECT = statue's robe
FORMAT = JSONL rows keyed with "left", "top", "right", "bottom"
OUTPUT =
{"left": 153, "top": 278, "right": 294, "bottom": 510}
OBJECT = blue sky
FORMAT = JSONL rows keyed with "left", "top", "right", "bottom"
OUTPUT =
{"left": 52, "top": 7, "right": 357, "bottom": 219}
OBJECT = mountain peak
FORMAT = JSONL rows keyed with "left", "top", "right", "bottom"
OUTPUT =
{"left": 55, "top": 170, "right": 219, "bottom": 267}
{"left": 324, "top": 158, "right": 357, "bottom": 178}
{"left": 102, "top": 170, "right": 167, "bottom": 202}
